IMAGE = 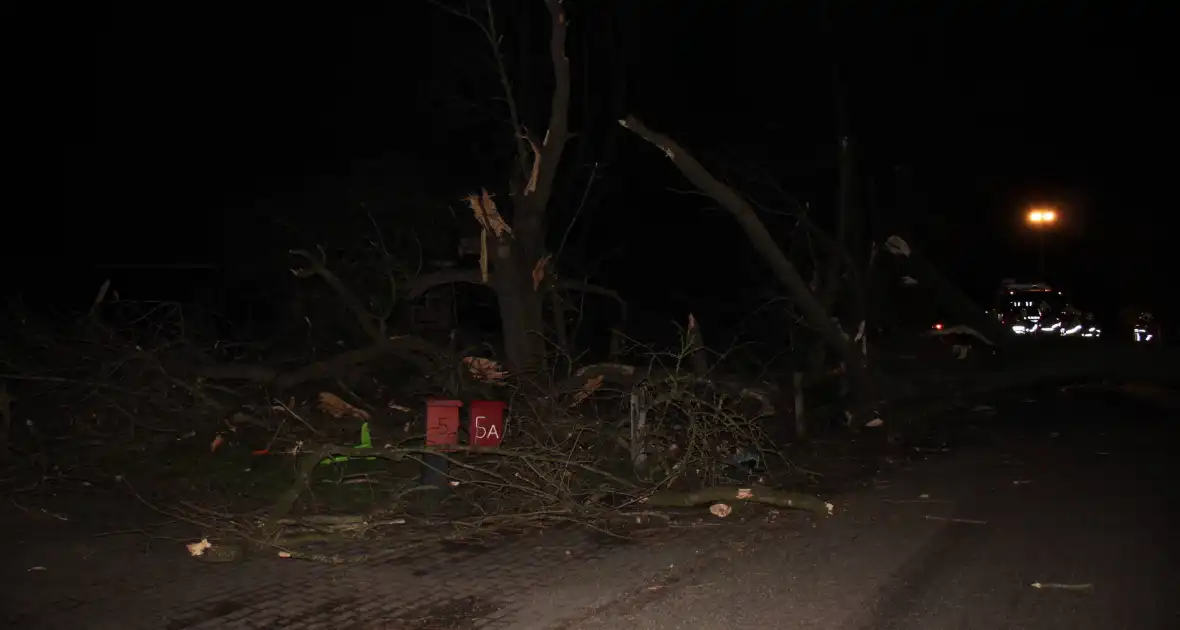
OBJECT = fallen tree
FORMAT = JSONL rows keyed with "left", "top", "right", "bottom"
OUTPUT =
{"left": 618, "top": 116, "right": 874, "bottom": 416}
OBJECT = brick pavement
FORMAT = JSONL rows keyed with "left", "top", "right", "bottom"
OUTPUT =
{"left": 3, "top": 509, "right": 766, "bottom": 630}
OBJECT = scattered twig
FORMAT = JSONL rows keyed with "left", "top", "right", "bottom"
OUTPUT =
{"left": 923, "top": 515, "right": 988, "bottom": 525}
{"left": 271, "top": 399, "right": 322, "bottom": 436}
{"left": 1031, "top": 582, "right": 1094, "bottom": 591}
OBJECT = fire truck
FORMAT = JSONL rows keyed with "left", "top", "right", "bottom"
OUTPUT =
{"left": 990, "top": 279, "right": 1100, "bottom": 338}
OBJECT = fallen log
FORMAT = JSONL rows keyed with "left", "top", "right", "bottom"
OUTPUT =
{"left": 644, "top": 484, "right": 833, "bottom": 517}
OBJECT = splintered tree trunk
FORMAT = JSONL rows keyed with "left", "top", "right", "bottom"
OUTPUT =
{"left": 686, "top": 316, "right": 709, "bottom": 377}
{"left": 493, "top": 243, "right": 547, "bottom": 373}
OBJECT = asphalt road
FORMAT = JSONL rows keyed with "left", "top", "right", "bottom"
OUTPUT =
{"left": 569, "top": 390, "right": 1180, "bottom": 630}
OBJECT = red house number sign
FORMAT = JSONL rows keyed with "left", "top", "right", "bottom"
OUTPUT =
{"left": 469, "top": 400, "right": 507, "bottom": 447}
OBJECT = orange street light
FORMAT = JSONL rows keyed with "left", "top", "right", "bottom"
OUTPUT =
{"left": 1027, "top": 207, "right": 1058, "bottom": 225}
{"left": 1025, "top": 206, "right": 1059, "bottom": 280}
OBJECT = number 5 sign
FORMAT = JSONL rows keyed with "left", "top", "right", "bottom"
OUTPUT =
{"left": 469, "top": 400, "right": 507, "bottom": 447}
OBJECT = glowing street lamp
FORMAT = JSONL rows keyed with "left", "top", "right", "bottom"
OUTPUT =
{"left": 1025, "top": 206, "right": 1059, "bottom": 279}
{"left": 1027, "top": 208, "right": 1058, "bottom": 225}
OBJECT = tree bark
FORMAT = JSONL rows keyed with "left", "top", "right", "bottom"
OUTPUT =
{"left": 491, "top": 248, "right": 547, "bottom": 372}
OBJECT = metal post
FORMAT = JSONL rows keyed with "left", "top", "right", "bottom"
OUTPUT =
{"left": 1038, "top": 231, "right": 1046, "bottom": 281}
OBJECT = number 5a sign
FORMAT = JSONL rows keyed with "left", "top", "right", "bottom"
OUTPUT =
{"left": 469, "top": 400, "right": 507, "bottom": 447}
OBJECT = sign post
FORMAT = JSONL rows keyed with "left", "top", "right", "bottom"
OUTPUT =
{"left": 422, "top": 399, "right": 463, "bottom": 488}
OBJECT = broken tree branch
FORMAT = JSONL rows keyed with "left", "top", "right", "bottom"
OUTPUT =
{"left": 556, "top": 277, "right": 627, "bottom": 320}
{"left": 263, "top": 441, "right": 641, "bottom": 537}
{"left": 686, "top": 314, "right": 709, "bottom": 377}
{"left": 617, "top": 115, "right": 872, "bottom": 395}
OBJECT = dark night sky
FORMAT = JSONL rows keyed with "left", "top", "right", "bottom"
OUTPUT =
{"left": 30, "top": 1, "right": 1176, "bottom": 327}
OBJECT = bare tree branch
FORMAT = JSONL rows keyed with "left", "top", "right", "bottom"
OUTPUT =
{"left": 289, "top": 248, "right": 384, "bottom": 341}
{"left": 426, "top": 0, "right": 532, "bottom": 182}
{"left": 555, "top": 161, "right": 600, "bottom": 262}
{"left": 513, "top": 0, "right": 572, "bottom": 249}
{"left": 554, "top": 278, "right": 626, "bottom": 316}
{"left": 530, "top": 0, "right": 571, "bottom": 203}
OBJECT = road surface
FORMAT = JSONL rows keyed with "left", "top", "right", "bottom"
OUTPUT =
{"left": 3, "top": 388, "right": 1175, "bottom": 629}
{"left": 569, "top": 389, "right": 1180, "bottom": 630}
